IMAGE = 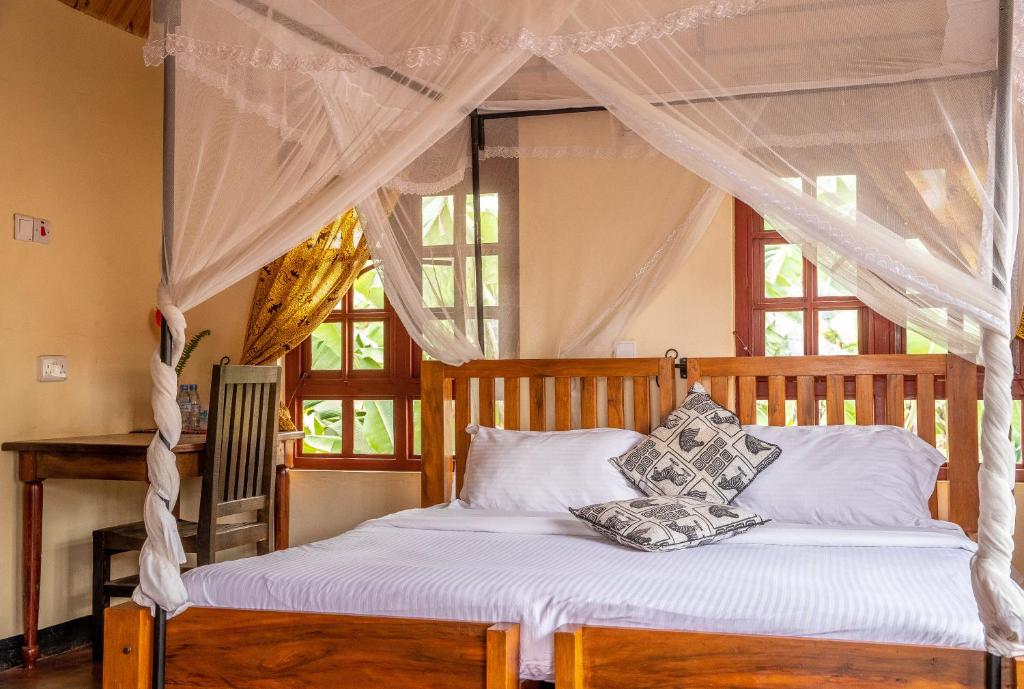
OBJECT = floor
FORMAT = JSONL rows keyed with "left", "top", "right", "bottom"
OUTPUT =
{"left": 0, "top": 649, "right": 100, "bottom": 689}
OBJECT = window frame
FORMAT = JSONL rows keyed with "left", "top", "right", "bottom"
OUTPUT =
{"left": 285, "top": 266, "right": 422, "bottom": 471}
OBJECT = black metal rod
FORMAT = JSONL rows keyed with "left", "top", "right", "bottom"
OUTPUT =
{"left": 470, "top": 112, "right": 486, "bottom": 353}
{"left": 477, "top": 70, "right": 994, "bottom": 122}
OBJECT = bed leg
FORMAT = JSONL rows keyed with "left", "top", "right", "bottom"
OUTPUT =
{"left": 103, "top": 603, "right": 153, "bottom": 689}
{"left": 554, "top": 625, "right": 583, "bottom": 689}
{"left": 487, "top": 622, "right": 519, "bottom": 689}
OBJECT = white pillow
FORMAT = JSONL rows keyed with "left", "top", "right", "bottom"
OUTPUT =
{"left": 460, "top": 425, "right": 645, "bottom": 512}
{"left": 732, "top": 424, "right": 944, "bottom": 527}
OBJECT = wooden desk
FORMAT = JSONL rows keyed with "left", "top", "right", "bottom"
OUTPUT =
{"left": 2, "top": 430, "right": 302, "bottom": 670}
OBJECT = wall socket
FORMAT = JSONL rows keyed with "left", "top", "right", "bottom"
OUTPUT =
{"left": 37, "top": 355, "right": 68, "bottom": 382}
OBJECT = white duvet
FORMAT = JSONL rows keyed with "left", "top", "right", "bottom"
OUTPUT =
{"left": 184, "top": 505, "right": 984, "bottom": 681}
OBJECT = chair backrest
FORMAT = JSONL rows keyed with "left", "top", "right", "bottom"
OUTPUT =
{"left": 198, "top": 364, "right": 281, "bottom": 565}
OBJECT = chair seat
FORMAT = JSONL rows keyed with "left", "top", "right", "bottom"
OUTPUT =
{"left": 103, "top": 570, "right": 193, "bottom": 598}
{"left": 96, "top": 518, "right": 269, "bottom": 553}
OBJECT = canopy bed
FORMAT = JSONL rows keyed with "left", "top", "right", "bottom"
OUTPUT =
{"left": 123, "top": 0, "right": 1024, "bottom": 687}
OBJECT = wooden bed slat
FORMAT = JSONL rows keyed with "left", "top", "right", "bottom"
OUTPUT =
{"left": 796, "top": 375, "right": 815, "bottom": 426}
{"left": 529, "top": 376, "right": 545, "bottom": 431}
{"left": 607, "top": 377, "right": 625, "bottom": 429}
{"left": 504, "top": 377, "right": 520, "bottom": 430}
{"left": 479, "top": 377, "right": 495, "bottom": 428}
{"left": 710, "top": 376, "right": 730, "bottom": 408}
{"left": 947, "top": 356, "right": 979, "bottom": 535}
{"left": 855, "top": 374, "right": 874, "bottom": 425}
{"left": 767, "top": 376, "right": 786, "bottom": 426}
{"left": 581, "top": 378, "right": 597, "bottom": 429}
{"left": 737, "top": 376, "right": 756, "bottom": 425}
{"left": 555, "top": 377, "right": 571, "bottom": 431}
{"left": 886, "top": 374, "right": 905, "bottom": 426}
{"left": 825, "top": 374, "right": 844, "bottom": 425}
{"left": 917, "top": 373, "right": 939, "bottom": 518}
{"left": 455, "top": 378, "right": 471, "bottom": 496}
{"left": 633, "top": 377, "right": 651, "bottom": 434}
{"left": 486, "top": 623, "right": 520, "bottom": 689}
{"left": 657, "top": 358, "right": 675, "bottom": 420}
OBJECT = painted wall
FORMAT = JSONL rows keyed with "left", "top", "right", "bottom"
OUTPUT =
{"left": 2, "top": 4, "right": 1021, "bottom": 647}
{"left": 0, "top": 0, "right": 163, "bottom": 639}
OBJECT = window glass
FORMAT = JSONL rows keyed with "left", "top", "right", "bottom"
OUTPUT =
{"left": 466, "top": 193, "right": 499, "bottom": 243}
{"left": 764, "top": 244, "right": 803, "bottom": 298}
{"left": 421, "top": 195, "right": 454, "bottom": 246}
{"left": 352, "top": 321, "right": 385, "bottom": 370}
{"left": 354, "top": 400, "right": 394, "bottom": 454}
{"left": 421, "top": 262, "right": 455, "bottom": 308}
{"left": 816, "top": 246, "right": 854, "bottom": 297}
{"left": 302, "top": 400, "right": 341, "bottom": 454}
{"left": 310, "top": 322, "right": 342, "bottom": 370}
{"left": 817, "top": 310, "right": 859, "bottom": 355}
{"left": 765, "top": 311, "right": 804, "bottom": 356}
{"left": 411, "top": 400, "right": 422, "bottom": 455}
{"left": 466, "top": 318, "right": 500, "bottom": 359}
{"left": 816, "top": 174, "right": 857, "bottom": 220}
{"left": 466, "top": 255, "right": 500, "bottom": 306}
{"left": 353, "top": 266, "right": 385, "bottom": 310}
{"left": 763, "top": 177, "right": 803, "bottom": 232}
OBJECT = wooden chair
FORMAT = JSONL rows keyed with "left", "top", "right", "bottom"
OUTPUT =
{"left": 92, "top": 364, "right": 281, "bottom": 659}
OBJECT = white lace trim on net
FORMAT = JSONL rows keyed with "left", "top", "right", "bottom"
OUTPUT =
{"left": 143, "top": 0, "right": 765, "bottom": 72}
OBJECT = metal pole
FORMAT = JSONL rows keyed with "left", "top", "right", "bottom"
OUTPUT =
{"left": 153, "top": 0, "right": 180, "bottom": 686}
{"left": 985, "top": 1, "right": 1014, "bottom": 686}
{"left": 470, "top": 111, "right": 486, "bottom": 354}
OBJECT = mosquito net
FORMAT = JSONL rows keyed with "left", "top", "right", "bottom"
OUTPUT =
{"left": 138, "top": 0, "right": 1024, "bottom": 656}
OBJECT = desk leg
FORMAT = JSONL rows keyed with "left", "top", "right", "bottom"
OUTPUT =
{"left": 274, "top": 465, "right": 290, "bottom": 551}
{"left": 22, "top": 479, "right": 43, "bottom": 670}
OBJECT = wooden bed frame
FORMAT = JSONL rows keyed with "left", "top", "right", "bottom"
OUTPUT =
{"left": 104, "top": 354, "right": 1014, "bottom": 689}
{"left": 420, "top": 354, "right": 1020, "bottom": 689}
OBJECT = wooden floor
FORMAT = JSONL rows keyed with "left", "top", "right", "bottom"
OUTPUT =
{"left": 0, "top": 649, "right": 100, "bottom": 689}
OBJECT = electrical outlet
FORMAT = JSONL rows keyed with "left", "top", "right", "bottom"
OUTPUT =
{"left": 32, "top": 218, "right": 51, "bottom": 244}
{"left": 37, "top": 355, "right": 68, "bottom": 382}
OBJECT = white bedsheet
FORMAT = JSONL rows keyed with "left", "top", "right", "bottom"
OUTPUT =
{"left": 184, "top": 506, "right": 984, "bottom": 681}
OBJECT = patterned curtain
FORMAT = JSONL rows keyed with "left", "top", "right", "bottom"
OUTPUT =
{"left": 242, "top": 210, "right": 370, "bottom": 430}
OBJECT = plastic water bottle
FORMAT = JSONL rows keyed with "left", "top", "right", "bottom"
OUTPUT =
{"left": 187, "top": 384, "right": 200, "bottom": 431}
{"left": 176, "top": 384, "right": 189, "bottom": 423}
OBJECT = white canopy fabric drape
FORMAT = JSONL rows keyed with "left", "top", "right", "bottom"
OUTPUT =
{"left": 139, "top": 0, "right": 1024, "bottom": 655}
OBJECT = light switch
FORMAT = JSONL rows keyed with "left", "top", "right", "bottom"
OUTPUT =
{"left": 37, "top": 355, "right": 68, "bottom": 382}
{"left": 32, "top": 218, "right": 50, "bottom": 244}
{"left": 14, "top": 214, "right": 33, "bottom": 242}
{"left": 613, "top": 340, "right": 637, "bottom": 358}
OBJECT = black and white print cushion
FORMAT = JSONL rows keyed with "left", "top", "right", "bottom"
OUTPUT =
{"left": 609, "top": 383, "right": 781, "bottom": 504}
{"left": 570, "top": 495, "right": 767, "bottom": 552}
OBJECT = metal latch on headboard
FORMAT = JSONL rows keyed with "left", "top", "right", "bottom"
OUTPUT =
{"left": 664, "top": 348, "right": 687, "bottom": 379}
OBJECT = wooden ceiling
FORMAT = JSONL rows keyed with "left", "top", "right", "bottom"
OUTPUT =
{"left": 58, "top": 0, "right": 151, "bottom": 38}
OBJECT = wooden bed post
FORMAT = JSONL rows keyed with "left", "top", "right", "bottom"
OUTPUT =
{"left": 422, "top": 361, "right": 453, "bottom": 506}
{"left": 104, "top": 603, "right": 152, "bottom": 689}
{"left": 554, "top": 625, "right": 584, "bottom": 689}
{"left": 486, "top": 623, "right": 520, "bottom": 689}
{"left": 946, "top": 355, "right": 980, "bottom": 536}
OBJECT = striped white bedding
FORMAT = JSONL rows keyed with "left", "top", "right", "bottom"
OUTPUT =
{"left": 183, "top": 505, "right": 984, "bottom": 681}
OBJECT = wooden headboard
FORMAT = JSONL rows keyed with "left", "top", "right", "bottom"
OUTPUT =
{"left": 421, "top": 354, "right": 979, "bottom": 534}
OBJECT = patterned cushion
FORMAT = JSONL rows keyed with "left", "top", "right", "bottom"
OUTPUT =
{"left": 570, "top": 495, "right": 767, "bottom": 552}
{"left": 609, "top": 383, "right": 781, "bottom": 504}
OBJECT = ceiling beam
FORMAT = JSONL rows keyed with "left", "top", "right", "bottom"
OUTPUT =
{"left": 58, "top": 0, "right": 151, "bottom": 38}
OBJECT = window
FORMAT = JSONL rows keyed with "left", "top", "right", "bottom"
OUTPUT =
{"left": 736, "top": 180, "right": 1024, "bottom": 479}
{"left": 735, "top": 175, "right": 895, "bottom": 358}
{"left": 413, "top": 157, "right": 519, "bottom": 359}
{"left": 286, "top": 262, "right": 422, "bottom": 471}
{"left": 286, "top": 158, "right": 518, "bottom": 470}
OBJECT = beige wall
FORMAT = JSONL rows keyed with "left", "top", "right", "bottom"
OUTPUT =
{"left": 2, "top": 4, "right": 1022, "bottom": 646}
{"left": 0, "top": 0, "right": 163, "bottom": 638}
